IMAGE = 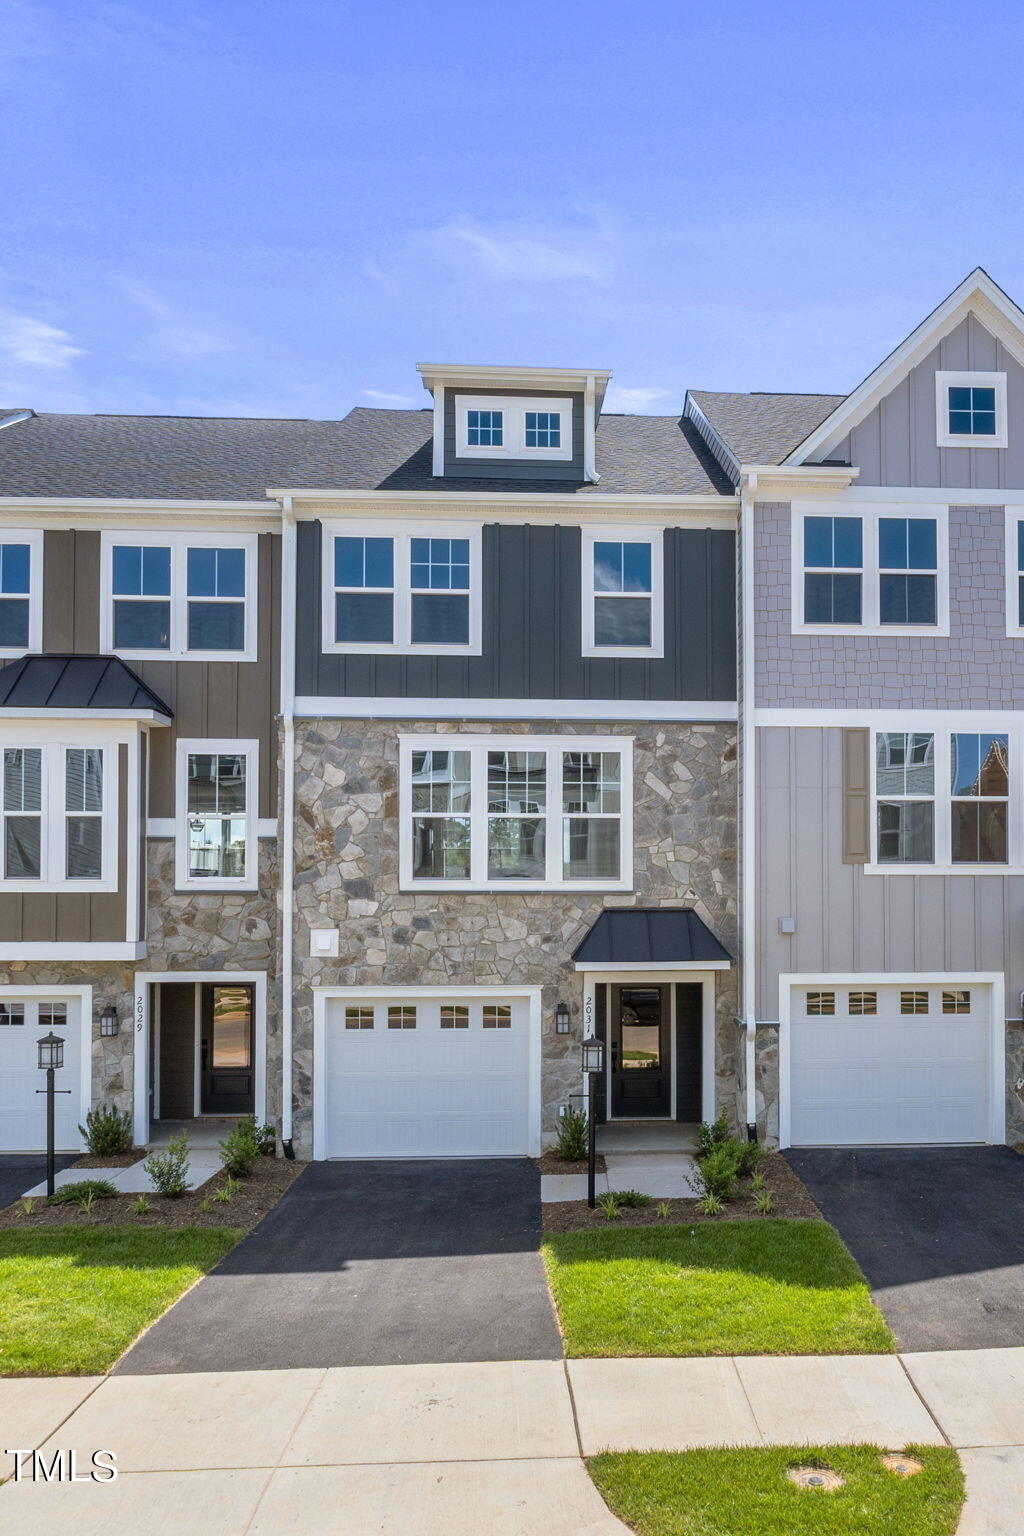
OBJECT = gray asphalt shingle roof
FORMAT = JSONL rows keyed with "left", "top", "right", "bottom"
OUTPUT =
{"left": 688, "top": 390, "right": 846, "bottom": 466}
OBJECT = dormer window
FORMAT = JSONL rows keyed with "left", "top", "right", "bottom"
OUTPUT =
{"left": 936, "top": 371, "right": 1007, "bottom": 448}
{"left": 455, "top": 396, "right": 573, "bottom": 462}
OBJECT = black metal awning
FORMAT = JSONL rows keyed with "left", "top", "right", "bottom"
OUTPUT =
{"left": 572, "top": 907, "right": 732, "bottom": 970}
{"left": 0, "top": 655, "right": 173, "bottom": 719}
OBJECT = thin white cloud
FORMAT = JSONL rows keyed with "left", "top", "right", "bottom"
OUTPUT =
{"left": 362, "top": 388, "right": 418, "bottom": 407}
{"left": 120, "top": 279, "right": 234, "bottom": 360}
{"left": 0, "top": 310, "right": 82, "bottom": 370}
{"left": 604, "top": 385, "right": 672, "bottom": 413}
{"left": 415, "top": 213, "right": 617, "bottom": 286}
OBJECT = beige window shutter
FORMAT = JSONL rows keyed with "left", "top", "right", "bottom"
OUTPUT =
{"left": 842, "top": 728, "right": 870, "bottom": 863}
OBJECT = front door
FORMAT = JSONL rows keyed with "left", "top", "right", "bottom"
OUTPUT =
{"left": 200, "top": 984, "right": 255, "bottom": 1115}
{"left": 610, "top": 985, "right": 671, "bottom": 1117}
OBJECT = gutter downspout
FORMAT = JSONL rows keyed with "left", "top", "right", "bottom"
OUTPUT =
{"left": 739, "top": 470, "right": 757, "bottom": 1140}
{"left": 584, "top": 374, "right": 600, "bottom": 483}
{"left": 279, "top": 495, "right": 297, "bottom": 1158}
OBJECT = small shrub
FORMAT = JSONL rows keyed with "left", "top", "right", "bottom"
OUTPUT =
{"left": 143, "top": 1131, "right": 192, "bottom": 1198}
{"left": 254, "top": 1121, "right": 276, "bottom": 1156}
{"left": 696, "top": 1112, "right": 731, "bottom": 1156}
{"left": 754, "top": 1189, "right": 774, "bottom": 1215}
{"left": 609, "top": 1188, "right": 651, "bottom": 1208}
{"left": 697, "top": 1190, "right": 725, "bottom": 1216}
{"left": 20, "top": 1198, "right": 34, "bottom": 1216}
{"left": 78, "top": 1103, "right": 134, "bottom": 1156}
{"left": 131, "top": 1195, "right": 150, "bottom": 1216}
{"left": 214, "top": 1176, "right": 241, "bottom": 1204}
{"left": 200, "top": 1196, "right": 214, "bottom": 1213}
{"left": 80, "top": 1190, "right": 97, "bottom": 1214}
{"left": 751, "top": 1168, "right": 767, "bottom": 1193}
{"left": 219, "top": 1118, "right": 261, "bottom": 1178}
{"left": 554, "top": 1106, "right": 589, "bottom": 1162}
{"left": 46, "top": 1178, "right": 118, "bottom": 1207}
{"left": 699, "top": 1143, "right": 741, "bottom": 1203}
{"left": 657, "top": 1200, "right": 672, "bottom": 1219}
{"left": 596, "top": 1192, "right": 622, "bottom": 1219}
{"left": 735, "top": 1139, "right": 763, "bottom": 1177}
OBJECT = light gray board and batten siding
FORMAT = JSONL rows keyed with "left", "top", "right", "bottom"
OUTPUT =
{"left": 0, "top": 742, "right": 130, "bottom": 943}
{"left": 827, "top": 313, "right": 1024, "bottom": 489}
{"left": 39, "top": 528, "right": 281, "bottom": 818}
{"left": 442, "top": 388, "right": 584, "bottom": 481}
{"left": 297, "top": 521, "right": 737, "bottom": 702}
{"left": 756, "top": 724, "right": 1024, "bottom": 1016}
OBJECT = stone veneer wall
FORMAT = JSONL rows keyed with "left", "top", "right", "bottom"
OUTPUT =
{"left": 289, "top": 717, "right": 739, "bottom": 1158}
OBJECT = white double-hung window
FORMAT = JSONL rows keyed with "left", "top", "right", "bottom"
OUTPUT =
{"left": 581, "top": 527, "right": 664, "bottom": 656}
{"left": 101, "top": 531, "right": 257, "bottom": 660}
{"left": 1, "top": 738, "right": 116, "bottom": 889}
{"left": 793, "top": 503, "right": 948, "bottom": 635}
{"left": 873, "top": 728, "right": 1012, "bottom": 869}
{"left": 399, "top": 735, "right": 632, "bottom": 890}
{"left": 322, "top": 521, "right": 482, "bottom": 654}
{"left": 0, "top": 531, "right": 42, "bottom": 657}
{"left": 175, "top": 739, "right": 258, "bottom": 890}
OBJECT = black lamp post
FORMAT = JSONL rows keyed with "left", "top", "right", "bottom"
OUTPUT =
{"left": 36, "top": 1033, "right": 70, "bottom": 1198}
{"left": 581, "top": 1034, "right": 605, "bottom": 1209}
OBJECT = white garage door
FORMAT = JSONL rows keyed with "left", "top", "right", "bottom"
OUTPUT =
{"left": 322, "top": 995, "right": 531, "bottom": 1158}
{"left": 790, "top": 982, "right": 991, "bottom": 1146}
{"left": 0, "top": 997, "right": 83, "bottom": 1152}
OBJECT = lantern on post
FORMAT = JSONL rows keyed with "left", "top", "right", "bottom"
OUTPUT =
{"left": 36, "top": 1033, "right": 70, "bottom": 1198}
{"left": 581, "top": 1034, "right": 605, "bottom": 1208}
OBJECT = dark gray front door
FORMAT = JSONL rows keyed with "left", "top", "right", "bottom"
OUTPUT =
{"left": 611, "top": 985, "right": 671, "bottom": 1117}
{"left": 200, "top": 984, "right": 255, "bottom": 1115}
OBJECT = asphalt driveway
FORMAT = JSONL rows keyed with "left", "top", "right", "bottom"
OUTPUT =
{"left": 117, "top": 1157, "right": 562, "bottom": 1374}
{"left": 785, "top": 1146, "right": 1024, "bottom": 1351}
{"left": 0, "top": 1153, "right": 76, "bottom": 1209}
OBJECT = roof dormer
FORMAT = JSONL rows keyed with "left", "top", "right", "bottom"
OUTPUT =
{"left": 416, "top": 363, "right": 611, "bottom": 483}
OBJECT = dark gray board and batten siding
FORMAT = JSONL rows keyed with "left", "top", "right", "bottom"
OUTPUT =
{"left": 40, "top": 528, "right": 281, "bottom": 818}
{"left": 297, "top": 521, "right": 737, "bottom": 702}
{"left": 442, "top": 388, "right": 584, "bottom": 481}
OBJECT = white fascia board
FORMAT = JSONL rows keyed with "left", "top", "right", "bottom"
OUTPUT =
{"left": 0, "top": 708, "right": 170, "bottom": 724}
{"left": 271, "top": 488, "right": 737, "bottom": 516}
{"left": 295, "top": 696, "right": 738, "bottom": 722}
{"left": 755, "top": 707, "right": 1024, "bottom": 728}
{"left": 0, "top": 498, "right": 279, "bottom": 529}
{"left": 4, "top": 942, "right": 147, "bottom": 959}
{"left": 573, "top": 959, "right": 731, "bottom": 972}
{"left": 783, "top": 269, "right": 1024, "bottom": 467}
{"left": 416, "top": 363, "right": 612, "bottom": 410}
{"left": 740, "top": 466, "right": 858, "bottom": 500}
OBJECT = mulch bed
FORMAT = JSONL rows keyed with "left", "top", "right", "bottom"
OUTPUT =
{"left": 0, "top": 1155, "right": 307, "bottom": 1232}
{"left": 72, "top": 1151, "right": 146, "bottom": 1168}
{"left": 542, "top": 1153, "right": 821, "bottom": 1233}
{"left": 535, "top": 1151, "right": 608, "bottom": 1175}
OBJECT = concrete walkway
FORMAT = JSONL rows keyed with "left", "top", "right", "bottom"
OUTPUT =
{"left": 3, "top": 1349, "right": 1023, "bottom": 1532}
{"left": 22, "top": 1153, "right": 221, "bottom": 1199}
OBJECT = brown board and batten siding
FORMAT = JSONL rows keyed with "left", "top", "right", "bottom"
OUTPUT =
{"left": 841, "top": 728, "right": 870, "bottom": 864}
{"left": 442, "top": 388, "right": 585, "bottom": 481}
{"left": 39, "top": 529, "right": 281, "bottom": 820}
{"left": 0, "top": 743, "right": 129, "bottom": 943}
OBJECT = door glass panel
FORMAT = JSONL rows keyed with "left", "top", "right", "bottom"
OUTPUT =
{"left": 619, "top": 988, "right": 661, "bottom": 1069}
{"left": 210, "top": 986, "right": 251, "bottom": 1067}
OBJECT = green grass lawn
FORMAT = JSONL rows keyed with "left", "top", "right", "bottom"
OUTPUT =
{"left": 543, "top": 1219, "right": 893, "bottom": 1356}
{"left": 588, "top": 1447, "right": 964, "bottom": 1536}
{"left": 0, "top": 1225, "right": 242, "bottom": 1375}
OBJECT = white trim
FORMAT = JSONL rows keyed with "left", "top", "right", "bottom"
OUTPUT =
{"left": 311, "top": 983, "right": 543, "bottom": 1160}
{"left": 99, "top": 529, "right": 258, "bottom": 662}
{"left": 784, "top": 269, "right": 1024, "bottom": 466}
{"left": 740, "top": 478, "right": 757, "bottom": 1133}
{"left": 192, "top": 984, "right": 202, "bottom": 1117}
{"left": 151, "top": 814, "right": 276, "bottom": 840}
{"left": 0, "top": 984, "right": 92, "bottom": 1151}
{"left": 152, "top": 985, "right": 161, "bottom": 1120}
{"left": 791, "top": 501, "right": 949, "bottom": 637}
{"left": 580, "top": 526, "right": 665, "bottom": 658}
{"left": 398, "top": 733, "right": 633, "bottom": 892}
{"left": 777, "top": 971, "right": 1006, "bottom": 1148}
{"left": 0, "top": 529, "right": 43, "bottom": 659}
{"left": 454, "top": 395, "right": 573, "bottom": 462}
{"left": 935, "top": 370, "right": 1007, "bottom": 449}
{"left": 431, "top": 387, "right": 444, "bottom": 479}
{"left": 1005, "top": 509, "right": 1024, "bottom": 638}
{"left": 756, "top": 707, "right": 1024, "bottom": 727}
{"left": 132, "top": 970, "right": 268, "bottom": 1147}
{"left": 0, "top": 708, "right": 169, "bottom": 723}
{"left": 295, "top": 696, "right": 737, "bottom": 722}
{"left": 574, "top": 959, "right": 730, "bottom": 972}
{"left": 174, "top": 737, "right": 259, "bottom": 892}
{"left": 0, "top": 731, "right": 120, "bottom": 892}
{"left": 280, "top": 496, "right": 297, "bottom": 1150}
{"left": 272, "top": 487, "right": 737, "bottom": 514}
{"left": 819, "top": 485, "right": 1024, "bottom": 506}
{"left": 1, "top": 942, "right": 145, "bottom": 959}
{"left": 417, "top": 362, "right": 611, "bottom": 403}
{"left": 320, "top": 518, "right": 483, "bottom": 656}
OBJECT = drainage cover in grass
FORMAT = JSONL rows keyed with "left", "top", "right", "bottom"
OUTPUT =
{"left": 588, "top": 1445, "right": 964, "bottom": 1536}
{"left": 787, "top": 1465, "right": 845, "bottom": 1491}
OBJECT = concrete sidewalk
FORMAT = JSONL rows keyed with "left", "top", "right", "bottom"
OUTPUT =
{"left": 3, "top": 1350, "right": 1023, "bottom": 1532}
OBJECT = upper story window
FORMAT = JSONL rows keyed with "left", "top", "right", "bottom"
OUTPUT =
{"left": 581, "top": 528, "right": 665, "bottom": 657}
{"left": 399, "top": 735, "right": 632, "bottom": 891}
{"left": 454, "top": 395, "right": 573, "bottom": 462}
{"left": 935, "top": 371, "right": 1007, "bottom": 449}
{"left": 175, "top": 738, "right": 257, "bottom": 891}
{"left": 794, "top": 503, "right": 947, "bottom": 635}
{"left": 101, "top": 532, "right": 257, "bottom": 661}
{"left": 322, "top": 521, "right": 482, "bottom": 655}
{"left": 0, "top": 531, "right": 42, "bottom": 658}
{"left": 1, "top": 738, "right": 116, "bottom": 890}
{"left": 873, "top": 728, "right": 1011, "bottom": 869}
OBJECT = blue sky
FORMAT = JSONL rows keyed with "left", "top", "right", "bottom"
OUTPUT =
{"left": 3, "top": 0, "right": 1024, "bottom": 419}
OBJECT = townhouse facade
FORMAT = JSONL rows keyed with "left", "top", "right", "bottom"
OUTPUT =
{"left": 1, "top": 267, "right": 1022, "bottom": 1163}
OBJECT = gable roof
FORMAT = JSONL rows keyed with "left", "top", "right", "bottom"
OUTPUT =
{"left": 687, "top": 391, "right": 845, "bottom": 469}
{"left": 783, "top": 267, "right": 1024, "bottom": 466}
{"left": 0, "top": 655, "right": 173, "bottom": 718}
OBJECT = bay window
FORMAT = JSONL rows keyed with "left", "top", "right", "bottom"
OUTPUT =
{"left": 102, "top": 532, "right": 256, "bottom": 660}
{"left": 323, "top": 521, "right": 481, "bottom": 654}
{"left": 175, "top": 739, "right": 258, "bottom": 889}
{"left": 401, "top": 736, "right": 632, "bottom": 890}
{"left": 1, "top": 740, "right": 115, "bottom": 888}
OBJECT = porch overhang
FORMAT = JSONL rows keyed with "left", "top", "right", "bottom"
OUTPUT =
{"left": 572, "top": 907, "right": 732, "bottom": 972}
{"left": 0, "top": 655, "right": 173, "bottom": 723}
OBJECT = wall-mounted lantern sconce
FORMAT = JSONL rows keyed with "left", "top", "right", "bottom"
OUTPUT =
{"left": 555, "top": 1002, "right": 570, "bottom": 1034}
{"left": 99, "top": 1006, "right": 119, "bottom": 1038}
